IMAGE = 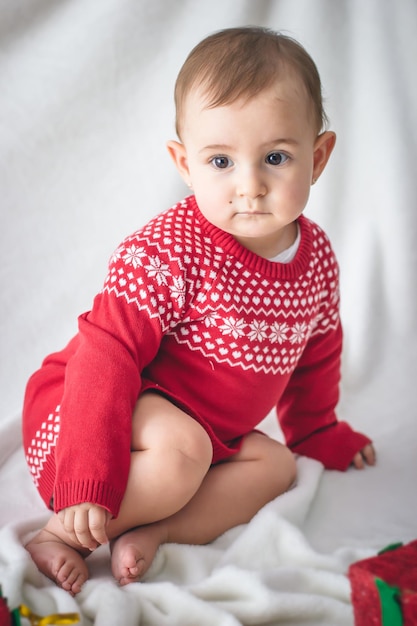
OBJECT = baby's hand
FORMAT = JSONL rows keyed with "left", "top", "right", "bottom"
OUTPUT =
{"left": 58, "top": 502, "right": 112, "bottom": 551}
{"left": 352, "top": 443, "right": 376, "bottom": 470}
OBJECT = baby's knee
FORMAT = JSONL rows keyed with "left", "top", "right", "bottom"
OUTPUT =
{"left": 133, "top": 392, "right": 213, "bottom": 479}
{"left": 280, "top": 445, "right": 297, "bottom": 490}
{"left": 170, "top": 420, "right": 213, "bottom": 477}
{"left": 160, "top": 429, "right": 212, "bottom": 502}
{"left": 261, "top": 436, "right": 297, "bottom": 493}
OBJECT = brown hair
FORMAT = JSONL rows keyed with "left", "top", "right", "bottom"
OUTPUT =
{"left": 174, "top": 26, "right": 328, "bottom": 138}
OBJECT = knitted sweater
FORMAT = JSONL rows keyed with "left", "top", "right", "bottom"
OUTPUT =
{"left": 23, "top": 195, "right": 371, "bottom": 517}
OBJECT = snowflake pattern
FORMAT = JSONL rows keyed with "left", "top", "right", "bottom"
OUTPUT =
{"left": 122, "top": 244, "right": 147, "bottom": 269}
{"left": 102, "top": 199, "right": 339, "bottom": 375}
{"left": 144, "top": 256, "right": 171, "bottom": 286}
{"left": 219, "top": 316, "right": 247, "bottom": 339}
{"left": 248, "top": 320, "right": 269, "bottom": 342}
{"left": 269, "top": 321, "right": 290, "bottom": 344}
{"left": 170, "top": 275, "right": 186, "bottom": 308}
{"left": 290, "top": 322, "right": 309, "bottom": 344}
{"left": 203, "top": 312, "right": 222, "bottom": 328}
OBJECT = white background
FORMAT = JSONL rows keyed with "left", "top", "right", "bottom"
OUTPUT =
{"left": 1, "top": 1, "right": 416, "bottom": 624}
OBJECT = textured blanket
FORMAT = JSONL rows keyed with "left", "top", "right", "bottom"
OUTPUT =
{"left": 0, "top": 448, "right": 371, "bottom": 626}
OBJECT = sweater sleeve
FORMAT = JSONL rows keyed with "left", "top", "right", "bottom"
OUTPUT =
{"left": 53, "top": 232, "right": 187, "bottom": 516}
{"left": 277, "top": 261, "right": 372, "bottom": 471}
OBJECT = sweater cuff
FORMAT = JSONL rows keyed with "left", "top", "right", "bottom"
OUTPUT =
{"left": 289, "top": 421, "right": 372, "bottom": 471}
{"left": 53, "top": 479, "right": 124, "bottom": 518}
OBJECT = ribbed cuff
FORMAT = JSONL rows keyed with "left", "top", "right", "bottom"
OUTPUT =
{"left": 290, "top": 421, "right": 372, "bottom": 471}
{"left": 53, "top": 479, "right": 124, "bottom": 518}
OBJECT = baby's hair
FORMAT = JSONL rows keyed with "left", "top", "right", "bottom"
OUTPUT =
{"left": 174, "top": 26, "right": 328, "bottom": 138}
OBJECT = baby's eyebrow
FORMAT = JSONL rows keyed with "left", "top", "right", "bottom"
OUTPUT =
{"left": 263, "top": 138, "right": 300, "bottom": 147}
{"left": 199, "top": 138, "right": 300, "bottom": 154}
{"left": 199, "top": 144, "right": 233, "bottom": 153}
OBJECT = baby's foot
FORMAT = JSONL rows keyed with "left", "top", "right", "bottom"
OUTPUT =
{"left": 111, "top": 523, "right": 166, "bottom": 586}
{"left": 26, "top": 528, "right": 89, "bottom": 596}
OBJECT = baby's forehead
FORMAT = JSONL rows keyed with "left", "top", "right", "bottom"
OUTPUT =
{"left": 178, "top": 80, "right": 316, "bottom": 146}
{"left": 184, "top": 72, "right": 310, "bottom": 116}
{"left": 176, "top": 63, "right": 319, "bottom": 140}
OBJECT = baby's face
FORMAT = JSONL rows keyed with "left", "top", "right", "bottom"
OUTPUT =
{"left": 174, "top": 75, "right": 324, "bottom": 258}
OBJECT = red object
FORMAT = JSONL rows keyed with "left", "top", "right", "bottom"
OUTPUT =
{"left": 0, "top": 597, "right": 12, "bottom": 626}
{"left": 348, "top": 541, "right": 417, "bottom": 625}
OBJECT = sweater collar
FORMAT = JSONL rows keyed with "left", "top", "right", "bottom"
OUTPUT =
{"left": 188, "top": 195, "right": 313, "bottom": 280}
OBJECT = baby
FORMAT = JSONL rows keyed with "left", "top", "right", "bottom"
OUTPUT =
{"left": 23, "top": 26, "right": 375, "bottom": 595}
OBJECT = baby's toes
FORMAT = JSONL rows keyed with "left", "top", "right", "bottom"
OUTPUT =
{"left": 70, "top": 571, "right": 88, "bottom": 595}
{"left": 55, "top": 559, "right": 87, "bottom": 594}
{"left": 120, "top": 558, "right": 144, "bottom": 580}
{"left": 118, "top": 566, "right": 143, "bottom": 586}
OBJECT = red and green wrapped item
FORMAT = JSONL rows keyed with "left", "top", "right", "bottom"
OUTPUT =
{"left": 348, "top": 541, "right": 417, "bottom": 625}
{"left": 0, "top": 585, "right": 20, "bottom": 626}
{"left": 0, "top": 586, "right": 80, "bottom": 625}
{"left": 0, "top": 590, "right": 11, "bottom": 626}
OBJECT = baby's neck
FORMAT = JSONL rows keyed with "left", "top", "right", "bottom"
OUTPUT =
{"left": 236, "top": 220, "right": 299, "bottom": 259}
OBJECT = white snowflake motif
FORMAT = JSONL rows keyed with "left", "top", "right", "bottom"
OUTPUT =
{"left": 290, "top": 322, "right": 308, "bottom": 344}
{"left": 219, "top": 316, "right": 246, "bottom": 339}
{"left": 269, "top": 322, "right": 289, "bottom": 344}
{"left": 248, "top": 320, "right": 269, "bottom": 341}
{"left": 170, "top": 275, "right": 186, "bottom": 308}
{"left": 203, "top": 312, "right": 222, "bottom": 328}
{"left": 110, "top": 246, "right": 124, "bottom": 265}
{"left": 145, "top": 256, "right": 171, "bottom": 286}
{"left": 122, "top": 244, "right": 147, "bottom": 269}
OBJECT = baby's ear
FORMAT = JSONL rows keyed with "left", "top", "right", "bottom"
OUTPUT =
{"left": 167, "top": 140, "right": 191, "bottom": 185}
{"left": 312, "top": 131, "right": 336, "bottom": 183}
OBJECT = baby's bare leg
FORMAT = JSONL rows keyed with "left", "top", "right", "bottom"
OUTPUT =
{"left": 26, "top": 392, "right": 213, "bottom": 594}
{"left": 111, "top": 431, "right": 296, "bottom": 585}
{"left": 108, "top": 392, "right": 214, "bottom": 533}
{"left": 108, "top": 392, "right": 214, "bottom": 582}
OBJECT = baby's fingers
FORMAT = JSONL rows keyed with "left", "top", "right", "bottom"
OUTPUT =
{"left": 73, "top": 509, "right": 99, "bottom": 551}
{"left": 88, "top": 507, "right": 110, "bottom": 546}
{"left": 352, "top": 444, "right": 376, "bottom": 470}
{"left": 362, "top": 443, "right": 376, "bottom": 466}
{"left": 58, "top": 507, "right": 93, "bottom": 549}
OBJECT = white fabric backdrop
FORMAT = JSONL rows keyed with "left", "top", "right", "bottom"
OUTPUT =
{"left": 1, "top": 1, "right": 416, "bottom": 624}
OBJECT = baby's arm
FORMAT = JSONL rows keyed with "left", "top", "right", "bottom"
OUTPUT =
{"left": 52, "top": 222, "right": 189, "bottom": 518}
{"left": 58, "top": 503, "right": 111, "bottom": 551}
{"left": 278, "top": 322, "right": 374, "bottom": 471}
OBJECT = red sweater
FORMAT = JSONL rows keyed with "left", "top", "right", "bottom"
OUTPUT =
{"left": 23, "top": 196, "right": 371, "bottom": 516}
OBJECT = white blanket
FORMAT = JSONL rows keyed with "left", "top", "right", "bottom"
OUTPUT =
{"left": 1, "top": 1, "right": 417, "bottom": 624}
{"left": 0, "top": 450, "right": 373, "bottom": 626}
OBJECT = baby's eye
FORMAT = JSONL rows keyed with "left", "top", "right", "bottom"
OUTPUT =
{"left": 210, "top": 156, "right": 233, "bottom": 169}
{"left": 265, "top": 152, "right": 289, "bottom": 166}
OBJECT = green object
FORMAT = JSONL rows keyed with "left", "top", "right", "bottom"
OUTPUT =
{"left": 375, "top": 578, "right": 403, "bottom": 626}
{"left": 11, "top": 608, "right": 22, "bottom": 626}
{"left": 378, "top": 542, "right": 403, "bottom": 555}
